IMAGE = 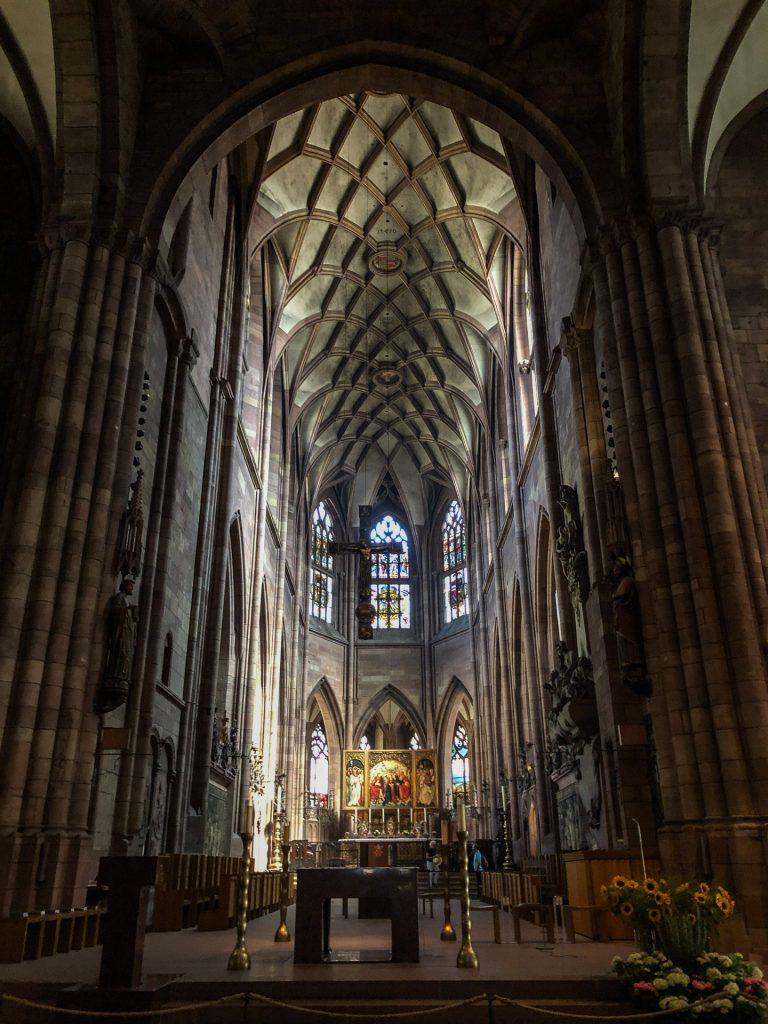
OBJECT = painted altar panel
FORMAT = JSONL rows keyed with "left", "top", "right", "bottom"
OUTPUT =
{"left": 343, "top": 749, "right": 438, "bottom": 809}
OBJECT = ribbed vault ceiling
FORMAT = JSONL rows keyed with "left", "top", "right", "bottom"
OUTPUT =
{"left": 255, "top": 92, "right": 518, "bottom": 524}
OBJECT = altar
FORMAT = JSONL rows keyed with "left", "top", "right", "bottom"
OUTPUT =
{"left": 294, "top": 868, "right": 419, "bottom": 963}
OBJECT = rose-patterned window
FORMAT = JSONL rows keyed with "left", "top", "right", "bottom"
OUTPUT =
{"left": 310, "top": 501, "right": 334, "bottom": 623}
{"left": 370, "top": 514, "right": 411, "bottom": 629}
{"left": 441, "top": 500, "right": 468, "bottom": 622}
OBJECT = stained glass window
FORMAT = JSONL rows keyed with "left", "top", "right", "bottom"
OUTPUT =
{"left": 309, "top": 721, "right": 329, "bottom": 798}
{"left": 441, "top": 501, "right": 468, "bottom": 622}
{"left": 451, "top": 722, "right": 470, "bottom": 800}
{"left": 310, "top": 501, "right": 334, "bottom": 622}
{"left": 370, "top": 514, "right": 411, "bottom": 628}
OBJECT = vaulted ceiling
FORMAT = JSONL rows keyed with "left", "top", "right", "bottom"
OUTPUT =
{"left": 254, "top": 92, "right": 520, "bottom": 524}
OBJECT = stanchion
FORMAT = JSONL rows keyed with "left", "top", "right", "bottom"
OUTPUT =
{"left": 456, "top": 811, "right": 478, "bottom": 968}
{"left": 274, "top": 841, "right": 292, "bottom": 942}
{"left": 228, "top": 821, "right": 254, "bottom": 970}
{"left": 440, "top": 837, "right": 456, "bottom": 941}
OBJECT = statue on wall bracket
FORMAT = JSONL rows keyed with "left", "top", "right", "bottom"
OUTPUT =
{"left": 97, "top": 470, "right": 144, "bottom": 713}
{"left": 607, "top": 552, "right": 652, "bottom": 697}
{"left": 555, "top": 484, "right": 590, "bottom": 654}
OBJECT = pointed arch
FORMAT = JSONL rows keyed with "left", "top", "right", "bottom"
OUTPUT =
{"left": 306, "top": 677, "right": 344, "bottom": 809}
{"left": 534, "top": 508, "right": 560, "bottom": 670}
{"left": 354, "top": 685, "right": 427, "bottom": 752}
{"left": 436, "top": 677, "right": 475, "bottom": 806}
{"left": 306, "top": 676, "right": 344, "bottom": 756}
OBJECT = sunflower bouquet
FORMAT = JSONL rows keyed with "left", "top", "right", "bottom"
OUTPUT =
{"left": 601, "top": 875, "right": 735, "bottom": 968}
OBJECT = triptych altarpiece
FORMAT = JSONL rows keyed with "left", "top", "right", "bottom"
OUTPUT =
{"left": 343, "top": 749, "right": 438, "bottom": 809}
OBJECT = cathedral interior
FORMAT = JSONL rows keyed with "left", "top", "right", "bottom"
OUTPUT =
{"left": 1, "top": 0, "right": 768, "bottom": 964}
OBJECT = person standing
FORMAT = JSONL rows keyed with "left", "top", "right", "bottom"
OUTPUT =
{"left": 472, "top": 844, "right": 486, "bottom": 896}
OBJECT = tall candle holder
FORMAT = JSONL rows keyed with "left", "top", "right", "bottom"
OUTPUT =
{"left": 456, "top": 823, "right": 478, "bottom": 968}
{"left": 227, "top": 820, "right": 253, "bottom": 970}
{"left": 274, "top": 838, "right": 292, "bottom": 942}
{"left": 439, "top": 837, "right": 456, "bottom": 942}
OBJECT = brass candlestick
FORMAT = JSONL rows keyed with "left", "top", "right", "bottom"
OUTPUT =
{"left": 227, "top": 828, "right": 253, "bottom": 970}
{"left": 440, "top": 840, "right": 456, "bottom": 941}
{"left": 456, "top": 828, "right": 478, "bottom": 968}
{"left": 274, "top": 842, "right": 291, "bottom": 942}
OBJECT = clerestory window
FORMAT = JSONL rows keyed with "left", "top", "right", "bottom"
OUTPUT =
{"left": 370, "top": 514, "right": 411, "bottom": 629}
{"left": 310, "top": 501, "right": 334, "bottom": 623}
{"left": 441, "top": 500, "right": 468, "bottom": 623}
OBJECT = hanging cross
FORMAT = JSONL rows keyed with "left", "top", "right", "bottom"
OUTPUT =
{"left": 329, "top": 505, "right": 402, "bottom": 639}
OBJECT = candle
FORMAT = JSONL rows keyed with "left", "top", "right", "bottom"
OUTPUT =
{"left": 368, "top": 807, "right": 372, "bottom": 824}
{"left": 457, "top": 801, "right": 466, "bottom": 833}
{"left": 409, "top": 807, "right": 413, "bottom": 824}
{"left": 354, "top": 810, "right": 358, "bottom": 831}
{"left": 244, "top": 802, "right": 254, "bottom": 834}
{"left": 441, "top": 821, "right": 449, "bottom": 845}
{"left": 283, "top": 821, "right": 290, "bottom": 846}
{"left": 423, "top": 808, "right": 427, "bottom": 825}
{"left": 397, "top": 807, "right": 400, "bottom": 828}
{"left": 501, "top": 784, "right": 508, "bottom": 811}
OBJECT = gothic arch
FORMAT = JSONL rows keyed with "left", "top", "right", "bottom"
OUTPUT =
{"left": 436, "top": 677, "right": 475, "bottom": 800}
{"left": 140, "top": 51, "right": 605, "bottom": 248}
{"left": 306, "top": 677, "right": 343, "bottom": 755}
{"left": 306, "top": 677, "right": 343, "bottom": 807}
{"left": 354, "top": 685, "right": 427, "bottom": 751}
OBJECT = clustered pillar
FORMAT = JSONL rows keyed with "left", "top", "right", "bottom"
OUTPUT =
{"left": 597, "top": 212, "right": 768, "bottom": 947}
{"left": 0, "top": 228, "right": 158, "bottom": 914}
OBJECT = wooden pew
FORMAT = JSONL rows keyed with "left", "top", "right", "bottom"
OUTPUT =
{"left": 0, "top": 907, "right": 105, "bottom": 963}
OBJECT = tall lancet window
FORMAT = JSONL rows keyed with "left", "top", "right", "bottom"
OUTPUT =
{"left": 451, "top": 721, "right": 470, "bottom": 802}
{"left": 441, "top": 500, "right": 468, "bottom": 622}
{"left": 370, "top": 514, "right": 411, "bottom": 629}
{"left": 310, "top": 501, "right": 334, "bottom": 623}
{"left": 309, "top": 720, "right": 329, "bottom": 804}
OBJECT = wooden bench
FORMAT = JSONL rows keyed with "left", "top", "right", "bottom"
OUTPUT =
{"left": 0, "top": 907, "right": 104, "bottom": 963}
{"left": 561, "top": 904, "right": 612, "bottom": 942}
{"left": 470, "top": 902, "right": 501, "bottom": 943}
{"left": 508, "top": 901, "right": 555, "bottom": 944}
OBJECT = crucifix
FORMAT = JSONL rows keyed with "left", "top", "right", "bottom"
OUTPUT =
{"left": 329, "top": 505, "right": 403, "bottom": 639}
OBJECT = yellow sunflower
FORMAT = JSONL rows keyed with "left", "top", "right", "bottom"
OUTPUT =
{"left": 643, "top": 878, "right": 659, "bottom": 893}
{"left": 688, "top": 913, "right": 697, "bottom": 925}
{"left": 694, "top": 892, "right": 707, "bottom": 905}
{"left": 698, "top": 883, "right": 710, "bottom": 895}
{"left": 620, "top": 902, "right": 633, "bottom": 918}
{"left": 609, "top": 892, "right": 619, "bottom": 907}
{"left": 648, "top": 908, "right": 662, "bottom": 923}
{"left": 675, "top": 883, "right": 689, "bottom": 894}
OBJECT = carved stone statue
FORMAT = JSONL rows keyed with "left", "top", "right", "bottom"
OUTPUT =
{"left": 608, "top": 553, "right": 651, "bottom": 697}
{"left": 544, "top": 641, "right": 599, "bottom": 756}
{"left": 555, "top": 485, "right": 590, "bottom": 611}
{"left": 98, "top": 576, "right": 138, "bottom": 712}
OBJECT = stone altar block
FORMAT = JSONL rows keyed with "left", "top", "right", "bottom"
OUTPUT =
{"left": 294, "top": 867, "right": 419, "bottom": 963}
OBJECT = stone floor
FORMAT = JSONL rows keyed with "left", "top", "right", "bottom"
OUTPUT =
{"left": 0, "top": 900, "right": 637, "bottom": 1022}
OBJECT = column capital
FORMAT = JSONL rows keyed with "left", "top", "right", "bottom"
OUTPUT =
{"left": 560, "top": 316, "right": 592, "bottom": 359}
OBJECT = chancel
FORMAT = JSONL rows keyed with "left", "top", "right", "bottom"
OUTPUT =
{"left": 2, "top": 0, "right": 768, "bottom": 1014}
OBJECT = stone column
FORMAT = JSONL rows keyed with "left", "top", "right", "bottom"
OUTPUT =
{"left": 343, "top": 565, "right": 357, "bottom": 748}
{"left": 240, "top": 368, "right": 274, "bottom": 823}
{"left": 0, "top": 227, "right": 158, "bottom": 913}
{"left": 597, "top": 211, "right": 768, "bottom": 947}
